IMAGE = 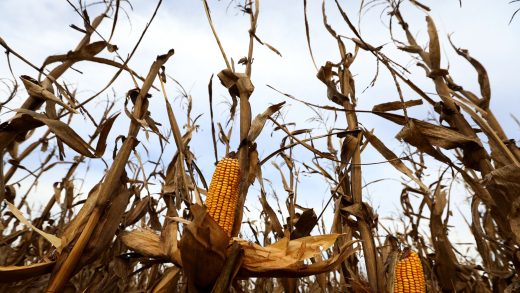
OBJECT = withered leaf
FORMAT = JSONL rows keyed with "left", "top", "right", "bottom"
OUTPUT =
{"left": 95, "top": 113, "right": 120, "bottom": 157}
{"left": 80, "top": 186, "right": 131, "bottom": 267}
{"left": 291, "top": 208, "right": 318, "bottom": 239}
{"left": 448, "top": 37, "right": 491, "bottom": 107}
{"left": 340, "top": 132, "right": 359, "bottom": 167}
{"left": 236, "top": 235, "right": 358, "bottom": 278}
{"left": 247, "top": 144, "right": 260, "bottom": 186}
{"left": 217, "top": 69, "right": 254, "bottom": 99}
{"left": 426, "top": 16, "right": 441, "bottom": 70}
{"left": 483, "top": 164, "right": 520, "bottom": 242}
{"left": 14, "top": 109, "right": 96, "bottom": 158}
{"left": 179, "top": 204, "right": 229, "bottom": 291}
{"left": 396, "top": 122, "right": 452, "bottom": 164}
{"left": 372, "top": 99, "right": 423, "bottom": 112}
{"left": 0, "top": 262, "right": 55, "bottom": 283}
{"left": 363, "top": 129, "right": 418, "bottom": 183}
{"left": 60, "top": 184, "right": 100, "bottom": 247}
{"left": 151, "top": 267, "right": 181, "bottom": 293}
{"left": 20, "top": 75, "right": 77, "bottom": 113}
{"left": 121, "top": 228, "right": 167, "bottom": 259}
{"left": 317, "top": 62, "right": 349, "bottom": 105}
{"left": 247, "top": 101, "right": 285, "bottom": 142}
{"left": 410, "top": 0, "right": 431, "bottom": 11}
{"left": 397, "top": 45, "right": 423, "bottom": 53}
{"left": 259, "top": 191, "right": 284, "bottom": 238}
{"left": 123, "top": 196, "right": 150, "bottom": 227}
{"left": 375, "top": 112, "right": 480, "bottom": 150}
{"left": 5, "top": 200, "right": 62, "bottom": 252}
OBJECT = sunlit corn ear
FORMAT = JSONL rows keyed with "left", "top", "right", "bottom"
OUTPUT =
{"left": 205, "top": 155, "right": 240, "bottom": 236}
{"left": 394, "top": 248, "right": 426, "bottom": 293}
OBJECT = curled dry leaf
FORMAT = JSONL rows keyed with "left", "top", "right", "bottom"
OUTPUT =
{"left": 247, "top": 144, "right": 260, "bottom": 186}
{"left": 179, "top": 204, "right": 229, "bottom": 291}
{"left": 122, "top": 196, "right": 150, "bottom": 227}
{"left": 247, "top": 101, "right": 285, "bottom": 142}
{"left": 340, "top": 132, "right": 359, "bottom": 167}
{"left": 258, "top": 188, "right": 284, "bottom": 238}
{"left": 14, "top": 109, "right": 96, "bottom": 158}
{"left": 4, "top": 200, "right": 62, "bottom": 252}
{"left": 372, "top": 99, "right": 423, "bottom": 112}
{"left": 120, "top": 228, "right": 168, "bottom": 260}
{"left": 60, "top": 184, "right": 100, "bottom": 247}
{"left": 151, "top": 267, "right": 181, "bottom": 293}
{"left": 94, "top": 113, "right": 120, "bottom": 157}
{"left": 483, "top": 164, "right": 520, "bottom": 242}
{"left": 20, "top": 75, "right": 77, "bottom": 113}
{"left": 78, "top": 185, "right": 131, "bottom": 267}
{"left": 317, "top": 62, "right": 349, "bottom": 105}
{"left": 217, "top": 69, "right": 255, "bottom": 99}
{"left": 448, "top": 36, "right": 491, "bottom": 107}
{"left": 290, "top": 208, "right": 318, "bottom": 239}
{"left": 121, "top": 204, "right": 356, "bottom": 289}
{"left": 426, "top": 16, "right": 441, "bottom": 70}
{"left": 376, "top": 112, "right": 481, "bottom": 150}
{"left": 430, "top": 183, "right": 465, "bottom": 291}
{"left": 235, "top": 235, "right": 358, "bottom": 278}
{"left": 0, "top": 112, "right": 46, "bottom": 151}
{"left": 0, "top": 262, "right": 56, "bottom": 283}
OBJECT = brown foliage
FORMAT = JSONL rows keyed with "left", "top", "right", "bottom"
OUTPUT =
{"left": 1, "top": 1, "right": 519, "bottom": 292}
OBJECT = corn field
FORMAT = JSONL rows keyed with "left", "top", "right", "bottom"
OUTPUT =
{"left": 1, "top": 0, "right": 519, "bottom": 292}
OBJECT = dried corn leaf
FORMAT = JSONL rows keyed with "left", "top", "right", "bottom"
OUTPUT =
{"left": 429, "top": 180, "right": 464, "bottom": 291}
{"left": 259, "top": 191, "right": 284, "bottom": 238}
{"left": 0, "top": 113, "right": 44, "bottom": 150}
{"left": 5, "top": 200, "right": 62, "bottom": 252}
{"left": 60, "top": 184, "right": 100, "bottom": 247}
{"left": 123, "top": 196, "right": 150, "bottom": 227}
{"left": 410, "top": 0, "right": 430, "bottom": 11}
{"left": 247, "top": 144, "right": 260, "bottom": 185}
{"left": 94, "top": 113, "right": 119, "bottom": 157}
{"left": 14, "top": 109, "right": 96, "bottom": 157}
{"left": 79, "top": 186, "right": 131, "bottom": 267}
{"left": 317, "top": 62, "right": 349, "bottom": 105}
{"left": 252, "top": 33, "right": 282, "bottom": 57}
{"left": 483, "top": 164, "right": 520, "bottom": 242}
{"left": 0, "top": 262, "right": 55, "bottom": 283}
{"left": 426, "top": 16, "right": 440, "bottom": 70}
{"left": 340, "top": 132, "right": 359, "bottom": 167}
{"left": 247, "top": 101, "right": 285, "bottom": 142}
{"left": 396, "top": 122, "right": 452, "bottom": 164}
{"left": 20, "top": 75, "right": 77, "bottom": 113}
{"left": 363, "top": 130, "right": 414, "bottom": 178}
{"left": 217, "top": 69, "right": 254, "bottom": 99}
{"left": 120, "top": 228, "right": 167, "bottom": 259}
{"left": 376, "top": 112, "right": 480, "bottom": 149}
{"left": 237, "top": 233, "right": 341, "bottom": 269}
{"left": 397, "top": 45, "right": 423, "bottom": 53}
{"left": 448, "top": 37, "right": 491, "bottom": 107}
{"left": 372, "top": 99, "right": 423, "bottom": 112}
{"left": 291, "top": 208, "right": 317, "bottom": 239}
{"left": 151, "top": 267, "right": 181, "bottom": 293}
{"left": 236, "top": 236, "right": 357, "bottom": 277}
{"left": 179, "top": 204, "right": 229, "bottom": 291}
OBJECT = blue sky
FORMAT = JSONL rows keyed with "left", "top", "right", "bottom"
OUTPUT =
{"left": 1, "top": 0, "right": 519, "bottom": 249}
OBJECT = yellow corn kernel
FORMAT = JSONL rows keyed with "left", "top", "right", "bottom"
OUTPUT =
{"left": 394, "top": 248, "right": 425, "bottom": 293}
{"left": 206, "top": 157, "right": 240, "bottom": 236}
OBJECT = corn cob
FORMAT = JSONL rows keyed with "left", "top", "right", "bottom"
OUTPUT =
{"left": 205, "top": 156, "right": 240, "bottom": 236}
{"left": 394, "top": 248, "right": 426, "bottom": 293}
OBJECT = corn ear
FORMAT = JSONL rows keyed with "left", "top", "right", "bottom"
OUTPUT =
{"left": 206, "top": 156, "right": 240, "bottom": 236}
{"left": 394, "top": 248, "right": 426, "bottom": 293}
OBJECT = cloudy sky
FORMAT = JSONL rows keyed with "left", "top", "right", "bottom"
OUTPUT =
{"left": 1, "top": 0, "right": 519, "bottom": 247}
